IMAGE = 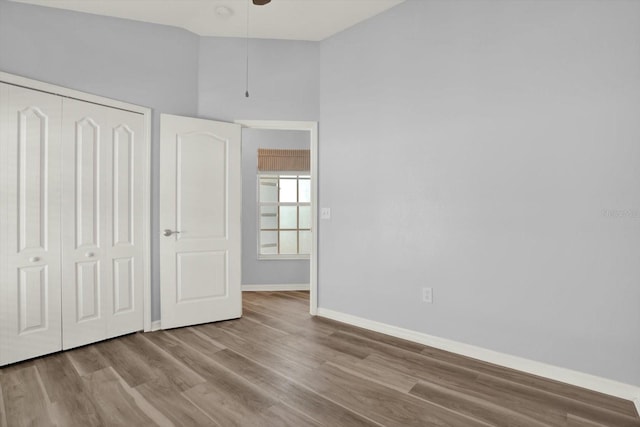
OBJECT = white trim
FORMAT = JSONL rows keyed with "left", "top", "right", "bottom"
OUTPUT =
{"left": 150, "top": 320, "right": 162, "bottom": 332}
{"left": 317, "top": 307, "right": 640, "bottom": 404}
{"left": 242, "top": 284, "right": 310, "bottom": 292}
{"left": 235, "top": 120, "right": 319, "bottom": 316}
{"left": 142, "top": 109, "right": 152, "bottom": 332}
{"left": 0, "top": 71, "right": 154, "bottom": 333}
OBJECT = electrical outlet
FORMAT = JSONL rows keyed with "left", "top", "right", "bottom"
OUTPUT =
{"left": 422, "top": 287, "right": 433, "bottom": 304}
{"left": 321, "top": 207, "right": 331, "bottom": 220}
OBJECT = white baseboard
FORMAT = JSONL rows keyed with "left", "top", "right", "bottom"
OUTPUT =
{"left": 317, "top": 307, "right": 640, "bottom": 406}
{"left": 150, "top": 320, "right": 161, "bottom": 332}
{"left": 242, "top": 284, "right": 310, "bottom": 292}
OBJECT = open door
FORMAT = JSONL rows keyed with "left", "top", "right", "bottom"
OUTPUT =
{"left": 160, "top": 114, "right": 242, "bottom": 329}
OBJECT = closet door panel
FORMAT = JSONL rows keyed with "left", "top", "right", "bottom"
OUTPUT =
{"left": 61, "top": 99, "right": 144, "bottom": 349}
{"left": 61, "top": 99, "right": 109, "bottom": 350}
{"left": 106, "top": 109, "right": 144, "bottom": 337}
{"left": 0, "top": 84, "right": 63, "bottom": 365}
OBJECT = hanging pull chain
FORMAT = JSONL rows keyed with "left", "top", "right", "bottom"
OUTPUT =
{"left": 245, "top": 0, "right": 250, "bottom": 98}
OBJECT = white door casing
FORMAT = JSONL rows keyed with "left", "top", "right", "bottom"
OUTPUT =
{"left": 0, "top": 84, "right": 63, "bottom": 365}
{"left": 61, "top": 99, "right": 145, "bottom": 350}
{"left": 234, "top": 120, "right": 319, "bottom": 315}
{"left": 160, "top": 114, "right": 242, "bottom": 329}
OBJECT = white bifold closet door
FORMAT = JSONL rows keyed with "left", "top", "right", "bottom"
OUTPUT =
{"left": 0, "top": 83, "right": 145, "bottom": 365}
{"left": 61, "top": 98, "right": 145, "bottom": 350}
{"left": 0, "top": 84, "right": 63, "bottom": 364}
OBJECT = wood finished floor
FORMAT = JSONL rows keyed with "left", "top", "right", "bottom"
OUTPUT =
{"left": 1, "top": 291, "right": 638, "bottom": 427}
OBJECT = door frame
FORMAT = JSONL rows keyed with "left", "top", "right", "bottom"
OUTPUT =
{"left": 0, "top": 71, "right": 153, "bottom": 332}
{"left": 235, "top": 120, "right": 319, "bottom": 315}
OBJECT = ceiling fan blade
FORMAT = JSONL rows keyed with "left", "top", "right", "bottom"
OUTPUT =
{"left": 253, "top": 0, "right": 271, "bottom": 5}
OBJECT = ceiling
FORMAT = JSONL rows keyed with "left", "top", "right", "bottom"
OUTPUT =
{"left": 10, "top": 0, "right": 405, "bottom": 41}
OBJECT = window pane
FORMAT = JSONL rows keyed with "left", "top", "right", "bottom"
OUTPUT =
{"left": 299, "top": 231, "right": 311, "bottom": 255}
{"left": 260, "top": 231, "right": 277, "bottom": 255}
{"left": 279, "top": 178, "right": 297, "bottom": 202}
{"left": 279, "top": 231, "right": 297, "bottom": 254}
{"left": 260, "top": 206, "right": 278, "bottom": 229}
{"left": 299, "top": 178, "right": 311, "bottom": 203}
{"left": 299, "top": 205, "right": 311, "bottom": 229}
{"left": 259, "top": 177, "right": 278, "bottom": 202}
{"left": 279, "top": 206, "right": 297, "bottom": 229}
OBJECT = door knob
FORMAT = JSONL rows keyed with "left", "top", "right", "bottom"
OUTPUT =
{"left": 85, "top": 252, "right": 95, "bottom": 258}
{"left": 29, "top": 257, "right": 41, "bottom": 263}
{"left": 163, "top": 229, "right": 181, "bottom": 237}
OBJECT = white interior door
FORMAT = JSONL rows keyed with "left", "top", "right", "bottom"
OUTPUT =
{"left": 0, "top": 84, "right": 63, "bottom": 365}
{"left": 61, "top": 99, "right": 145, "bottom": 350}
{"left": 160, "top": 114, "right": 242, "bottom": 329}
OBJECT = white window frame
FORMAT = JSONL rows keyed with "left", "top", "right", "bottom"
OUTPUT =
{"left": 257, "top": 172, "right": 311, "bottom": 260}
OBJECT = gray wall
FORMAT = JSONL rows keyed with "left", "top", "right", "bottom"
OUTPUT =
{"left": 241, "top": 128, "right": 310, "bottom": 286}
{"left": 0, "top": 0, "right": 200, "bottom": 321}
{"left": 319, "top": 0, "right": 640, "bottom": 385}
{"left": 198, "top": 37, "right": 320, "bottom": 122}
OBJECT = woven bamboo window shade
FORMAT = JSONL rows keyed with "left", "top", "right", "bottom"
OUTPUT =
{"left": 257, "top": 149, "right": 310, "bottom": 172}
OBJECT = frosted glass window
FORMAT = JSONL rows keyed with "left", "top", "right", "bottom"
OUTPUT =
{"left": 299, "top": 231, "right": 312, "bottom": 254}
{"left": 299, "top": 179, "right": 311, "bottom": 203}
{"left": 299, "top": 205, "right": 311, "bottom": 229}
{"left": 257, "top": 174, "right": 311, "bottom": 258}
{"left": 260, "top": 231, "right": 277, "bottom": 255}
{"left": 259, "top": 177, "right": 278, "bottom": 202}
{"left": 279, "top": 206, "right": 297, "bottom": 229}
{"left": 279, "top": 231, "right": 297, "bottom": 254}
{"left": 279, "top": 179, "right": 297, "bottom": 203}
{"left": 260, "top": 206, "right": 278, "bottom": 229}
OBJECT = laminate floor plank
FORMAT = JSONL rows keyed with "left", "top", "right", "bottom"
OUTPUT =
{"left": 216, "top": 315, "right": 290, "bottom": 345}
{"left": 198, "top": 322, "right": 327, "bottom": 372}
{"left": 208, "top": 328, "right": 487, "bottom": 426}
{"left": 66, "top": 345, "right": 110, "bottom": 376}
{"left": 329, "top": 327, "right": 638, "bottom": 426}
{"left": 182, "top": 382, "right": 267, "bottom": 427}
{"left": 193, "top": 347, "right": 380, "bottom": 427}
{"left": 165, "top": 326, "right": 227, "bottom": 354}
{"left": 118, "top": 333, "right": 206, "bottom": 392}
{"left": 269, "top": 291, "right": 310, "bottom": 306}
{"left": 135, "top": 379, "right": 220, "bottom": 426}
{"left": 1, "top": 365, "right": 54, "bottom": 427}
{"left": 300, "top": 362, "right": 490, "bottom": 427}
{"left": 287, "top": 290, "right": 312, "bottom": 300}
{"left": 420, "top": 345, "right": 638, "bottom": 417}
{"left": 325, "top": 358, "right": 419, "bottom": 393}
{"left": 81, "top": 367, "right": 158, "bottom": 426}
{"left": 243, "top": 306, "right": 331, "bottom": 340}
{"left": 409, "top": 378, "right": 550, "bottom": 427}
{"left": 34, "top": 353, "right": 103, "bottom": 427}
{"left": 260, "top": 403, "right": 322, "bottom": 427}
{"left": 140, "top": 331, "right": 279, "bottom": 417}
{"left": 243, "top": 300, "right": 337, "bottom": 335}
{"left": 477, "top": 373, "right": 640, "bottom": 427}
{"left": 93, "top": 337, "right": 158, "bottom": 388}
{"left": 362, "top": 352, "right": 570, "bottom": 426}
{"left": 164, "top": 323, "right": 380, "bottom": 426}
{"left": 1, "top": 291, "right": 638, "bottom": 426}
{"left": 34, "top": 352, "right": 85, "bottom": 403}
{"left": 0, "top": 376, "right": 7, "bottom": 427}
